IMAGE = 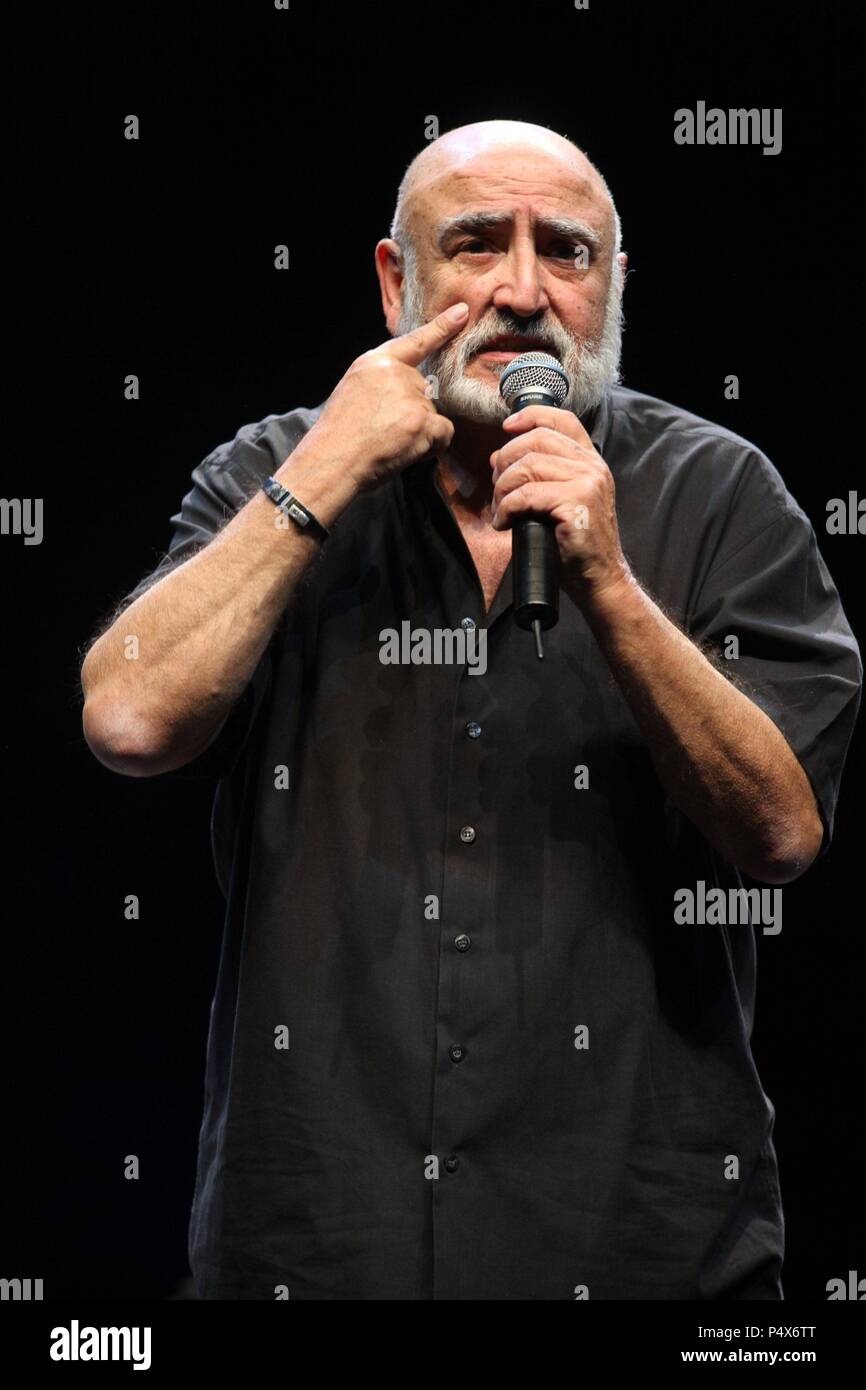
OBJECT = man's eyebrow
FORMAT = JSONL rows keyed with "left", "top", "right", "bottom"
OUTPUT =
{"left": 435, "top": 211, "right": 512, "bottom": 247}
{"left": 434, "top": 211, "right": 602, "bottom": 251}
{"left": 540, "top": 216, "right": 602, "bottom": 250}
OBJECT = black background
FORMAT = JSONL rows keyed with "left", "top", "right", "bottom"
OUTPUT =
{"left": 4, "top": 0, "right": 863, "bottom": 1300}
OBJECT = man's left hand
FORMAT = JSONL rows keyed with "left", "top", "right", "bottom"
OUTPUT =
{"left": 490, "top": 404, "right": 633, "bottom": 607}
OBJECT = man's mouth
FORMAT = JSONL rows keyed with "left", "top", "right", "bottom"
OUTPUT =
{"left": 474, "top": 337, "right": 554, "bottom": 362}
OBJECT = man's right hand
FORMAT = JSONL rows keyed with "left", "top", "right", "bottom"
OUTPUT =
{"left": 292, "top": 302, "right": 470, "bottom": 495}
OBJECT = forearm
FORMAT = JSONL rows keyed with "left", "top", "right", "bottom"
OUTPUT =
{"left": 577, "top": 573, "right": 824, "bottom": 883}
{"left": 81, "top": 448, "right": 357, "bottom": 775}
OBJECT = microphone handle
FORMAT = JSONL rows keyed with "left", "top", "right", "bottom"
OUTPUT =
{"left": 513, "top": 516, "right": 560, "bottom": 633}
{"left": 509, "top": 386, "right": 561, "bottom": 641}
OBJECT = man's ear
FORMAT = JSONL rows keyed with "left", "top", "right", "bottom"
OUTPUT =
{"left": 616, "top": 251, "right": 628, "bottom": 278}
{"left": 375, "top": 239, "right": 404, "bottom": 336}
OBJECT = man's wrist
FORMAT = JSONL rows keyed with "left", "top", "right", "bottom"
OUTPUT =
{"left": 565, "top": 564, "right": 643, "bottom": 628}
{"left": 273, "top": 446, "right": 359, "bottom": 531}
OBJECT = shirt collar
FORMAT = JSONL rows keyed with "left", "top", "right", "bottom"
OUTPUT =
{"left": 582, "top": 390, "right": 612, "bottom": 455}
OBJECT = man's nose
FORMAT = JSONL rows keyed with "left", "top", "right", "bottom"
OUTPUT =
{"left": 491, "top": 245, "right": 549, "bottom": 318}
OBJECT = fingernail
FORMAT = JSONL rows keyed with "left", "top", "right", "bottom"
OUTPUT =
{"left": 448, "top": 302, "right": 469, "bottom": 321}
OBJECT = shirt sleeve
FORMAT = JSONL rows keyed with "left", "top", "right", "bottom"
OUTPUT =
{"left": 120, "top": 427, "right": 283, "bottom": 780}
{"left": 686, "top": 456, "right": 862, "bottom": 859}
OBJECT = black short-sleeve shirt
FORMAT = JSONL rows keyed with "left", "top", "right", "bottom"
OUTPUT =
{"left": 121, "top": 385, "right": 861, "bottom": 1299}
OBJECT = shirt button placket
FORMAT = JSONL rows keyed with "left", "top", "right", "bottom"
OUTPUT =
{"left": 430, "top": 613, "right": 493, "bottom": 1298}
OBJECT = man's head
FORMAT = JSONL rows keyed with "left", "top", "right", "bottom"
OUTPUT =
{"left": 376, "top": 120, "right": 627, "bottom": 425}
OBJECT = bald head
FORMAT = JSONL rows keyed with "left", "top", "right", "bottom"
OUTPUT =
{"left": 390, "top": 120, "right": 620, "bottom": 259}
{"left": 377, "top": 118, "right": 626, "bottom": 425}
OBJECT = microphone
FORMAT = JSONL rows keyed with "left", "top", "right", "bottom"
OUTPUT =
{"left": 499, "top": 351, "right": 571, "bottom": 660}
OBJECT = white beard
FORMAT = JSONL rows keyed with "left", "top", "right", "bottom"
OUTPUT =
{"left": 395, "top": 257, "right": 625, "bottom": 425}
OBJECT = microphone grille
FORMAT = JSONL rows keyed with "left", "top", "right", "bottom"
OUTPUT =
{"left": 499, "top": 351, "right": 570, "bottom": 407}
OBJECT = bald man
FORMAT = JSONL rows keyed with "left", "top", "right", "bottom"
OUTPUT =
{"left": 82, "top": 121, "right": 860, "bottom": 1300}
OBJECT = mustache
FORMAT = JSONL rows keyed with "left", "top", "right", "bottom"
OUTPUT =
{"left": 469, "top": 322, "right": 565, "bottom": 353}
{"left": 441, "top": 319, "right": 579, "bottom": 368}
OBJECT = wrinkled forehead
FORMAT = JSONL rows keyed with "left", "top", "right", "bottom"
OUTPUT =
{"left": 408, "top": 146, "right": 614, "bottom": 250}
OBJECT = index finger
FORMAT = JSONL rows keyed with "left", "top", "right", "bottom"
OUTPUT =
{"left": 387, "top": 302, "right": 469, "bottom": 367}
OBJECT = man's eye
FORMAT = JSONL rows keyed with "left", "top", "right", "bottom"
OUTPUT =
{"left": 456, "top": 240, "right": 589, "bottom": 261}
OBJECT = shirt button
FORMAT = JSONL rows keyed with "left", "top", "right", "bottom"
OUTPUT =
{"left": 464, "top": 721, "right": 482, "bottom": 739}
{"left": 449, "top": 1044, "right": 466, "bottom": 1063}
{"left": 444, "top": 1155, "right": 460, "bottom": 1173}
{"left": 459, "top": 825, "right": 476, "bottom": 844}
{"left": 454, "top": 934, "right": 472, "bottom": 952}
{"left": 460, "top": 617, "right": 476, "bottom": 631}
